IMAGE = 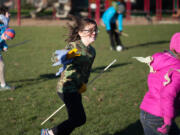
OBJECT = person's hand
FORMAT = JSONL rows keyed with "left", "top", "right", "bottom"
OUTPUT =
{"left": 66, "top": 48, "right": 80, "bottom": 59}
{"left": 78, "top": 83, "right": 87, "bottom": 93}
{"left": 157, "top": 124, "right": 170, "bottom": 134}
{"left": 5, "top": 12, "right": 10, "bottom": 18}
{"left": 118, "top": 31, "right": 122, "bottom": 35}
{"left": 3, "top": 47, "right": 7, "bottom": 52}
{"left": 115, "top": 29, "right": 122, "bottom": 35}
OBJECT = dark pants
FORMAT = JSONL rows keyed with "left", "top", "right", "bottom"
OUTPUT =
{"left": 52, "top": 92, "right": 86, "bottom": 135}
{"left": 140, "top": 110, "right": 180, "bottom": 135}
{"left": 107, "top": 23, "right": 123, "bottom": 50}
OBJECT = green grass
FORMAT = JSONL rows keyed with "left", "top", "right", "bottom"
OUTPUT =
{"left": 0, "top": 24, "right": 180, "bottom": 135}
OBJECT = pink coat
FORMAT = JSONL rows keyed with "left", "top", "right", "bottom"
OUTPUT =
{"left": 140, "top": 51, "right": 180, "bottom": 125}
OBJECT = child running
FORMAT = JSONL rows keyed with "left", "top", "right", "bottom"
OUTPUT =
{"left": 41, "top": 17, "right": 98, "bottom": 135}
{"left": 102, "top": 0, "right": 125, "bottom": 51}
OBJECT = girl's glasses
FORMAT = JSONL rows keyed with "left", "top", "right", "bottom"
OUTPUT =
{"left": 82, "top": 28, "right": 99, "bottom": 34}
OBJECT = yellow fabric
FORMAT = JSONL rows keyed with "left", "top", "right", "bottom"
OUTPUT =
{"left": 66, "top": 48, "right": 81, "bottom": 59}
{"left": 78, "top": 83, "right": 87, "bottom": 93}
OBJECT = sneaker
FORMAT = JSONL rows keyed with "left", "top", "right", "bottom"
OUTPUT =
{"left": 41, "top": 129, "right": 50, "bottom": 135}
{"left": 0, "top": 85, "right": 14, "bottom": 91}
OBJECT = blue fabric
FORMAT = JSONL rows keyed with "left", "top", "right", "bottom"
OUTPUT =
{"left": 0, "top": 24, "right": 7, "bottom": 36}
{"left": 0, "top": 15, "right": 9, "bottom": 27}
{"left": 117, "top": 14, "right": 123, "bottom": 31}
{"left": 52, "top": 49, "right": 73, "bottom": 76}
{"left": 102, "top": 7, "right": 116, "bottom": 31}
{"left": 102, "top": 2, "right": 123, "bottom": 32}
{"left": 0, "top": 24, "right": 8, "bottom": 54}
{"left": 0, "top": 41, "right": 7, "bottom": 51}
{"left": 41, "top": 129, "right": 49, "bottom": 135}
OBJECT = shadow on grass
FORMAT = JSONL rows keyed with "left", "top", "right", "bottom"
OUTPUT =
{"left": 125, "top": 40, "right": 169, "bottom": 50}
{"left": 92, "top": 62, "right": 131, "bottom": 73}
{"left": 102, "top": 120, "right": 144, "bottom": 135}
{"left": 8, "top": 73, "right": 58, "bottom": 89}
{"left": 8, "top": 62, "right": 130, "bottom": 89}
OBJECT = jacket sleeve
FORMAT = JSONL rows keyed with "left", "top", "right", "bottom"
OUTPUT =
{"left": 160, "top": 71, "right": 180, "bottom": 125}
{"left": 102, "top": 15, "right": 111, "bottom": 31}
{"left": 117, "top": 14, "right": 123, "bottom": 32}
{"left": 0, "top": 15, "right": 9, "bottom": 27}
{"left": 0, "top": 41, "right": 8, "bottom": 51}
{"left": 2, "top": 41, "right": 8, "bottom": 49}
{"left": 102, "top": 7, "right": 116, "bottom": 31}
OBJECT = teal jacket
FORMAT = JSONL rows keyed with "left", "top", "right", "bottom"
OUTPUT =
{"left": 0, "top": 24, "right": 8, "bottom": 54}
{"left": 102, "top": 1, "right": 124, "bottom": 32}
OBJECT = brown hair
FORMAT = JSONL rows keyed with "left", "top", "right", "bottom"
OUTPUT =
{"left": 0, "top": 6, "right": 8, "bottom": 15}
{"left": 65, "top": 16, "right": 97, "bottom": 43}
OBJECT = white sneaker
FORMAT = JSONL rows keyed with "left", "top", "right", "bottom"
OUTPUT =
{"left": 116, "top": 45, "right": 123, "bottom": 52}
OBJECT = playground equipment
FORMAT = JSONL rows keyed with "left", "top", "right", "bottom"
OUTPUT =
{"left": 126, "top": 0, "right": 131, "bottom": 20}
{"left": 173, "top": 0, "right": 179, "bottom": 13}
{"left": 88, "top": 0, "right": 101, "bottom": 24}
{"left": 88, "top": 0, "right": 180, "bottom": 24}
{"left": 156, "top": 0, "right": 162, "bottom": 20}
{"left": 29, "top": 0, "right": 71, "bottom": 19}
{"left": 14, "top": 0, "right": 179, "bottom": 26}
{"left": 17, "top": 0, "right": 21, "bottom": 26}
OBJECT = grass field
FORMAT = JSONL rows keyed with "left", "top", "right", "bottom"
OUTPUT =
{"left": 0, "top": 24, "right": 180, "bottom": 135}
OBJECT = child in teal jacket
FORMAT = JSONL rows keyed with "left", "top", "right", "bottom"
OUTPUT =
{"left": 102, "top": 0, "right": 125, "bottom": 51}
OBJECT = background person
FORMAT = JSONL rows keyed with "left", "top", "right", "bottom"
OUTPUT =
{"left": 102, "top": 0, "right": 125, "bottom": 51}
{"left": 0, "top": 7, "right": 14, "bottom": 91}
{"left": 0, "top": 6, "right": 10, "bottom": 27}
{"left": 0, "top": 28, "right": 15, "bottom": 91}
{"left": 134, "top": 33, "right": 180, "bottom": 135}
{"left": 41, "top": 17, "right": 98, "bottom": 135}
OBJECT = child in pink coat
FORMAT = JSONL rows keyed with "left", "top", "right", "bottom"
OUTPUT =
{"left": 135, "top": 33, "right": 180, "bottom": 135}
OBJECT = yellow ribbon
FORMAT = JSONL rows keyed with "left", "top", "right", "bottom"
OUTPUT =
{"left": 66, "top": 48, "right": 81, "bottom": 59}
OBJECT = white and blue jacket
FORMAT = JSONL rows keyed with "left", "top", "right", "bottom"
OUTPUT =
{"left": 0, "top": 24, "right": 8, "bottom": 54}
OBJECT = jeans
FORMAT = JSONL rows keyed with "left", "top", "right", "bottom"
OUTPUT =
{"left": 140, "top": 110, "right": 180, "bottom": 135}
{"left": 52, "top": 92, "right": 86, "bottom": 135}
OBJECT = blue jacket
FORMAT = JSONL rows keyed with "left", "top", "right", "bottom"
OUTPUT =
{"left": 0, "top": 24, "right": 8, "bottom": 53}
{"left": 102, "top": 2, "right": 123, "bottom": 32}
